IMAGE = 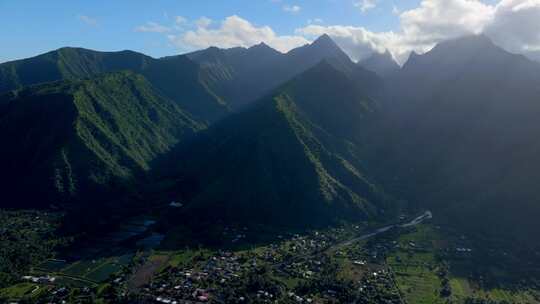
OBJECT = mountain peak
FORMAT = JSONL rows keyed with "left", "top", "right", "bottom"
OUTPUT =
{"left": 402, "top": 34, "right": 504, "bottom": 71}
{"left": 251, "top": 41, "right": 269, "bottom": 48}
{"left": 248, "top": 42, "right": 281, "bottom": 55}
{"left": 359, "top": 50, "right": 400, "bottom": 77}
{"left": 311, "top": 34, "right": 339, "bottom": 49}
{"left": 434, "top": 34, "right": 496, "bottom": 53}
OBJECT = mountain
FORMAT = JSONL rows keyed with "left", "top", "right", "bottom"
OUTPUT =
{"left": 358, "top": 50, "right": 400, "bottom": 78}
{"left": 371, "top": 35, "right": 540, "bottom": 243}
{"left": 0, "top": 47, "right": 153, "bottom": 92}
{"left": 188, "top": 34, "right": 359, "bottom": 109}
{"left": 0, "top": 47, "right": 228, "bottom": 123}
{"left": 0, "top": 71, "right": 202, "bottom": 212}
{"left": 187, "top": 43, "right": 285, "bottom": 110}
{"left": 285, "top": 34, "right": 355, "bottom": 75}
{"left": 156, "top": 61, "right": 391, "bottom": 227}
{"left": 140, "top": 55, "right": 228, "bottom": 123}
{"left": 525, "top": 50, "right": 540, "bottom": 63}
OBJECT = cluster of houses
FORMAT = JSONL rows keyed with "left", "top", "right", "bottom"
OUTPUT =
{"left": 21, "top": 275, "right": 56, "bottom": 284}
{"left": 137, "top": 227, "right": 359, "bottom": 303}
{"left": 141, "top": 251, "right": 246, "bottom": 303}
{"left": 134, "top": 223, "right": 415, "bottom": 303}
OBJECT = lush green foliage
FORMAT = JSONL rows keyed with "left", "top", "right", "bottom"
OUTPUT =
{"left": 0, "top": 47, "right": 229, "bottom": 123}
{"left": 0, "top": 72, "right": 202, "bottom": 211}
{"left": 156, "top": 61, "right": 391, "bottom": 227}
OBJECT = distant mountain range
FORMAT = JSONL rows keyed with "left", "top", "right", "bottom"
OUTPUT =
{"left": 358, "top": 50, "right": 400, "bottom": 78}
{"left": 370, "top": 35, "right": 540, "bottom": 242}
{"left": 187, "top": 34, "right": 366, "bottom": 109}
{"left": 2, "top": 34, "right": 540, "bottom": 246}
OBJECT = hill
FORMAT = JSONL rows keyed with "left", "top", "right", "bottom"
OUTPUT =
{"left": 156, "top": 61, "right": 392, "bottom": 228}
{"left": 0, "top": 71, "right": 202, "bottom": 213}
{"left": 0, "top": 47, "right": 152, "bottom": 92}
{"left": 0, "top": 47, "right": 228, "bottom": 123}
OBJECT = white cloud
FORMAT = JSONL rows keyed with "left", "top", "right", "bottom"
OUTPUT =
{"left": 175, "top": 16, "right": 187, "bottom": 25}
{"left": 297, "top": 0, "right": 540, "bottom": 64}
{"left": 354, "top": 0, "right": 378, "bottom": 13}
{"left": 283, "top": 5, "right": 302, "bottom": 13}
{"left": 78, "top": 15, "right": 98, "bottom": 27}
{"left": 399, "top": 0, "right": 494, "bottom": 46}
{"left": 484, "top": 0, "right": 540, "bottom": 53}
{"left": 196, "top": 17, "right": 213, "bottom": 28}
{"left": 296, "top": 25, "right": 403, "bottom": 61}
{"left": 135, "top": 22, "right": 171, "bottom": 33}
{"left": 169, "top": 15, "right": 309, "bottom": 53}
{"left": 308, "top": 18, "right": 324, "bottom": 24}
{"left": 138, "top": 0, "right": 540, "bottom": 65}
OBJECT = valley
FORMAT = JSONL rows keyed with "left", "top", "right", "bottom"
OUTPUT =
{"left": 2, "top": 22, "right": 540, "bottom": 303}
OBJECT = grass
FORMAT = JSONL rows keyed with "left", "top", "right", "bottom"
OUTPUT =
{"left": 38, "top": 253, "right": 133, "bottom": 284}
{"left": 0, "top": 283, "right": 41, "bottom": 300}
{"left": 387, "top": 225, "right": 452, "bottom": 304}
{"left": 390, "top": 261, "right": 444, "bottom": 304}
{"left": 336, "top": 258, "right": 366, "bottom": 281}
{"left": 85, "top": 262, "right": 123, "bottom": 282}
{"left": 271, "top": 273, "right": 304, "bottom": 289}
{"left": 168, "top": 250, "right": 204, "bottom": 268}
{"left": 448, "top": 277, "right": 536, "bottom": 304}
{"left": 63, "top": 260, "right": 104, "bottom": 277}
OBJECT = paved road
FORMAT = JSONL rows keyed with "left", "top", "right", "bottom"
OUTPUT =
{"left": 340, "top": 211, "right": 433, "bottom": 247}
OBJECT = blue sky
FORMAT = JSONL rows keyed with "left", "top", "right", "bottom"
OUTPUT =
{"left": 0, "top": 0, "right": 420, "bottom": 62}
{"left": 0, "top": 0, "right": 537, "bottom": 64}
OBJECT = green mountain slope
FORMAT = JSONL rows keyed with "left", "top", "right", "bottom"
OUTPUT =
{"left": 158, "top": 61, "right": 391, "bottom": 227}
{"left": 0, "top": 71, "right": 202, "bottom": 210}
{"left": 0, "top": 47, "right": 152, "bottom": 92}
{"left": 0, "top": 47, "right": 228, "bottom": 123}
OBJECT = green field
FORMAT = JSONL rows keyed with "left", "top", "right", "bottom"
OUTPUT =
{"left": 388, "top": 250, "right": 445, "bottom": 304}
{"left": 387, "top": 225, "right": 540, "bottom": 304}
{"left": 36, "top": 253, "right": 134, "bottom": 284}
{"left": 0, "top": 283, "right": 47, "bottom": 301}
{"left": 63, "top": 260, "right": 104, "bottom": 277}
{"left": 85, "top": 262, "right": 124, "bottom": 282}
{"left": 36, "top": 259, "right": 68, "bottom": 272}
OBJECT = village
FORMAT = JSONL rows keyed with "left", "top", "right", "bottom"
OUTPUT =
{"left": 3, "top": 209, "right": 539, "bottom": 304}
{"left": 128, "top": 223, "right": 406, "bottom": 304}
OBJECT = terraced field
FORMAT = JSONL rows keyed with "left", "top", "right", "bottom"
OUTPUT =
{"left": 387, "top": 224, "right": 540, "bottom": 304}
{"left": 388, "top": 251, "right": 444, "bottom": 304}
{"left": 35, "top": 253, "right": 134, "bottom": 285}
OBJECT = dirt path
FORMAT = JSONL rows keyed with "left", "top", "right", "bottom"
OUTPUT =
{"left": 128, "top": 254, "right": 170, "bottom": 292}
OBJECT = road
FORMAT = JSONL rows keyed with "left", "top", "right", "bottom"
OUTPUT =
{"left": 272, "top": 211, "right": 434, "bottom": 268}
{"left": 340, "top": 211, "right": 433, "bottom": 247}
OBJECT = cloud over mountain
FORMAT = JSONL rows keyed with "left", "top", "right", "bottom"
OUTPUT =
{"left": 168, "top": 15, "right": 309, "bottom": 53}
{"left": 137, "top": 0, "right": 540, "bottom": 64}
{"left": 297, "top": 0, "right": 540, "bottom": 63}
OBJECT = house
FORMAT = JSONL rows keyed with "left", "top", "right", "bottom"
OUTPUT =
{"left": 169, "top": 201, "right": 183, "bottom": 208}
